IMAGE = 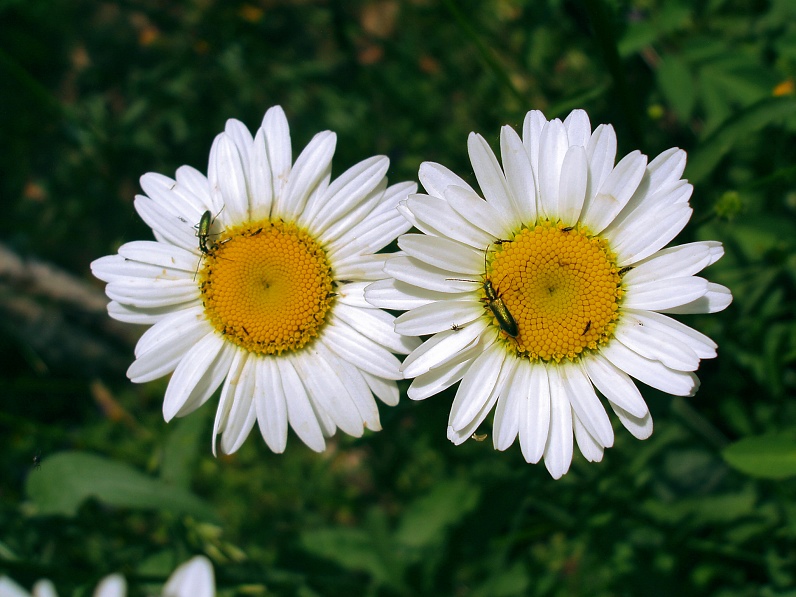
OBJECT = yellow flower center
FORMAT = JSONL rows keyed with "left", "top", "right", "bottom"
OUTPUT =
{"left": 199, "top": 220, "right": 334, "bottom": 355}
{"left": 487, "top": 221, "right": 622, "bottom": 362}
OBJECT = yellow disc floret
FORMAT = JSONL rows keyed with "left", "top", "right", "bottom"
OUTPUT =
{"left": 199, "top": 220, "right": 334, "bottom": 355}
{"left": 487, "top": 221, "right": 622, "bottom": 362}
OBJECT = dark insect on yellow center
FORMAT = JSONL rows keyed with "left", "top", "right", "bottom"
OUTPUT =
{"left": 198, "top": 219, "right": 335, "bottom": 355}
{"left": 486, "top": 221, "right": 623, "bottom": 362}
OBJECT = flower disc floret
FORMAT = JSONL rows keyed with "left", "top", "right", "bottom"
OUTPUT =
{"left": 490, "top": 221, "right": 621, "bottom": 361}
{"left": 200, "top": 220, "right": 334, "bottom": 355}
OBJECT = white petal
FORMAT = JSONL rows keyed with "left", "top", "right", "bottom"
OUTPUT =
{"left": 317, "top": 343, "right": 382, "bottom": 431}
{"left": 558, "top": 145, "right": 588, "bottom": 225}
{"left": 262, "top": 106, "right": 292, "bottom": 202}
{"left": 573, "top": 411, "right": 605, "bottom": 463}
{"left": 162, "top": 333, "right": 229, "bottom": 421}
{"left": 537, "top": 118, "right": 568, "bottom": 220}
{"left": 278, "top": 357, "right": 325, "bottom": 452}
{"left": 225, "top": 118, "right": 253, "bottom": 182}
{"left": 449, "top": 343, "right": 506, "bottom": 431}
{"left": 162, "top": 556, "right": 215, "bottom": 597}
{"left": 317, "top": 179, "right": 388, "bottom": 244}
{"left": 607, "top": 183, "right": 693, "bottom": 259}
{"left": 398, "top": 234, "right": 485, "bottom": 275}
{"left": 404, "top": 193, "right": 494, "bottom": 249}
{"left": 445, "top": 185, "right": 514, "bottom": 240}
{"left": 117, "top": 240, "right": 198, "bottom": 273}
{"left": 601, "top": 340, "right": 699, "bottom": 397}
{"left": 334, "top": 302, "right": 419, "bottom": 355}
{"left": 140, "top": 172, "right": 206, "bottom": 223}
{"left": 307, "top": 155, "right": 387, "bottom": 233}
{"left": 581, "top": 150, "right": 647, "bottom": 234}
{"left": 615, "top": 315, "right": 701, "bottom": 371}
{"left": 361, "top": 370, "right": 400, "bottom": 406}
{"left": 522, "top": 110, "right": 547, "bottom": 181}
{"left": 407, "top": 336, "right": 486, "bottom": 400}
{"left": 322, "top": 318, "right": 403, "bottom": 379}
{"left": 95, "top": 254, "right": 193, "bottom": 283}
{"left": 660, "top": 282, "right": 732, "bottom": 314}
{"left": 625, "top": 309, "right": 717, "bottom": 359}
{"left": 623, "top": 276, "right": 708, "bottom": 311}
{"left": 611, "top": 403, "right": 653, "bottom": 440}
{"left": 330, "top": 196, "right": 412, "bottom": 258}
{"left": 647, "top": 147, "right": 687, "bottom": 188}
{"left": 468, "top": 133, "right": 522, "bottom": 225}
{"left": 365, "top": 277, "right": 456, "bottom": 310}
{"left": 500, "top": 125, "right": 538, "bottom": 224}
{"left": 175, "top": 166, "right": 213, "bottom": 208}
{"left": 129, "top": 306, "right": 208, "bottom": 381}
{"left": 211, "top": 355, "right": 236, "bottom": 457}
{"left": 253, "top": 357, "right": 288, "bottom": 453}
{"left": 213, "top": 134, "right": 250, "bottom": 223}
{"left": 106, "top": 300, "right": 177, "bottom": 325}
{"left": 623, "top": 242, "right": 714, "bottom": 283}
{"left": 333, "top": 252, "right": 390, "bottom": 281}
{"left": 519, "top": 363, "right": 551, "bottom": 463}
{"left": 134, "top": 196, "right": 197, "bottom": 252}
{"left": 219, "top": 352, "right": 258, "bottom": 455}
{"left": 581, "top": 354, "right": 648, "bottom": 418}
{"left": 610, "top": 203, "right": 693, "bottom": 265}
{"left": 583, "top": 124, "right": 617, "bottom": 208}
{"left": 174, "top": 341, "right": 237, "bottom": 420}
{"left": 418, "top": 161, "right": 475, "bottom": 197}
{"left": 249, "top": 127, "right": 274, "bottom": 220}
{"left": 106, "top": 278, "right": 199, "bottom": 309}
{"left": 32, "top": 580, "right": 56, "bottom": 597}
{"left": 564, "top": 109, "right": 592, "bottom": 147}
{"left": 290, "top": 350, "right": 364, "bottom": 438}
{"left": 93, "top": 576, "right": 126, "bottom": 597}
{"left": 448, "top": 350, "right": 516, "bottom": 444}
{"left": 493, "top": 362, "right": 525, "bottom": 451}
{"left": 401, "top": 319, "right": 487, "bottom": 378}
{"left": 3, "top": 578, "right": 32, "bottom": 597}
{"left": 280, "top": 131, "right": 336, "bottom": 221}
{"left": 384, "top": 255, "right": 482, "bottom": 294}
{"left": 394, "top": 299, "right": 485, "bottom": 336}
{"left": 561, "top": 362, "right": 614, "bottom": 447}
{"left": 543, "top": 367, "right": 573, "bottom": 479}
{"left": 334, "top": 282, "right": 371, "bottom": 309}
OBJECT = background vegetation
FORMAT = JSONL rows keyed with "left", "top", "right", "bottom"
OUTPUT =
{"left": 2, "top": 0, "right": 796, "bottom": 595}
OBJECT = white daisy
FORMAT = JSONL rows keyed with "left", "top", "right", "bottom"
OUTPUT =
{"left": 366, "top": 109, "right": 732, "bottom": 479}
{"left": 91, "top": 106, "right": 418, "bottom": 455}
{"left": 0, "top": 555, "right": 215, "bottom": 597}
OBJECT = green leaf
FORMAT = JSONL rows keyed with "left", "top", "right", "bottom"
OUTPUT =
{"left": 25, "top": 451, "right": 218, "bottom": 520}
{"left": 394, "top": 477, "right": 481, "bottom": 549}
{"left": 686, "top": 95, "right": 796, "bottom": 183}
{"left": 656, "top": 54, "right": 696, "bottom": 122}
{"left": 160, "top": 406, "right": 209, "bottom": 489}
{"left": 722, "top": 434, "right": 796, "bottom": 479}
{"left": 300, "top": 526, "right": 393, "bottom": 586}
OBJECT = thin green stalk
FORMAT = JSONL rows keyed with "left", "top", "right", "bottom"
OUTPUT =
{"left": 580, "top": 0, "right": 644, "bottom": 146}
{"left": 441, "top": 0, "right": 526, "bottom": 106}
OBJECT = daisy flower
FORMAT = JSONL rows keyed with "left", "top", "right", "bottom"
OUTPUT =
{"left": 0, "top": 555, "right": 215, "bottom": 597}
{"left": 91, "top": 107, "right": 418, "bottom": 455}
{"left": 366, "top": 109, "right": 732, "bottom": 479}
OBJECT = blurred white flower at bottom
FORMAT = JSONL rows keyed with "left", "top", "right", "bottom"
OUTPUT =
{"left": 0, "top": 556, "right": 214, "bottom": 597}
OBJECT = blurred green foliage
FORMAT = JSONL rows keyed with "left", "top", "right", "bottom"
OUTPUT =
{"left": 1, "top": 0, "right": 796, "bottom": 595}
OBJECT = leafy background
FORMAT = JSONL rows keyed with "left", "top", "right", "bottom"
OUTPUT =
{"left": 1, "top": 0, "right": 796, "bottom": 595}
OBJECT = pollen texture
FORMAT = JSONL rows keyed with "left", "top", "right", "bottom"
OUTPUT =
{"left": 488, "top": 221, "right": 622, "bottom": 362}
{"left": 199, "top": 220, "right": 334, "bottom": 355}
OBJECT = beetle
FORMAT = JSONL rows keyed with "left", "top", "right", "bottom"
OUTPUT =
{"left": 448, "top": 243, "right": 519, "bottom": 338}
{"left": 196, "top": 210, "right": 215, "bottom": 255}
